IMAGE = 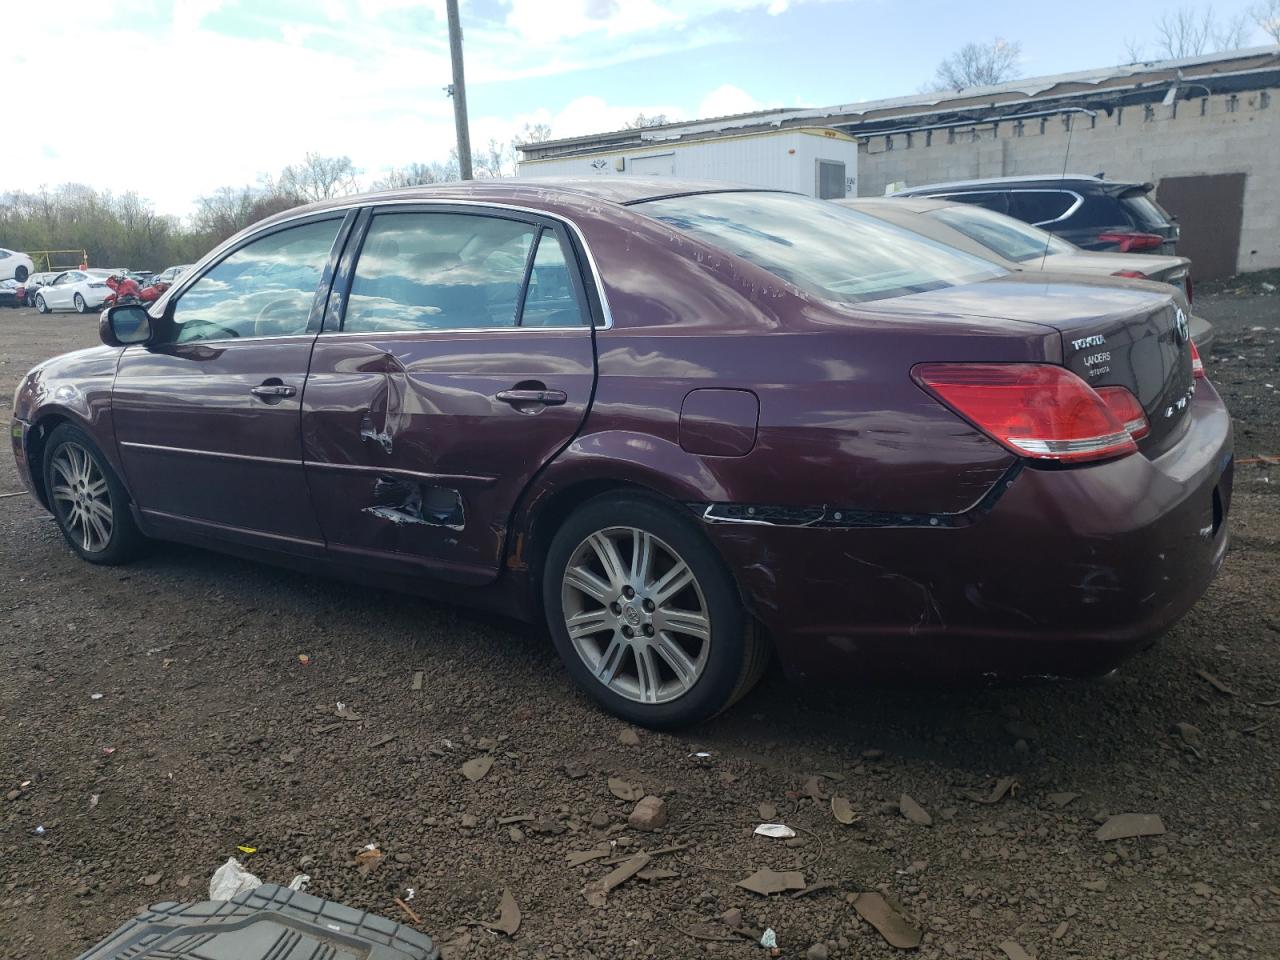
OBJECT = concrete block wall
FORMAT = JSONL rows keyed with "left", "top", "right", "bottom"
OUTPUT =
{"left": 856, "top": 90, "right": 1280, "bottom": 274}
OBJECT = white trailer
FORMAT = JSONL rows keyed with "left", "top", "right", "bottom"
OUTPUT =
{"left": 517, "top": 126, "right": 859, "bottom": 199}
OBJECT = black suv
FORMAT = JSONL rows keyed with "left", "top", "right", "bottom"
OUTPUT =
{"left": 892, "top": 175, "right": 1180, "bottom": 255}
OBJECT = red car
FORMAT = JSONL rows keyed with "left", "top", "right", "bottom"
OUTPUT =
{"left": 9, "top": 180, "right": 1232, "bottom": 727}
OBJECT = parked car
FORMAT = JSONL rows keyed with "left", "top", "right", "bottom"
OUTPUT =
{"left": 152, "top": 264, "right": 192, "bottom": 286}
{"left": 842, "top": 196, "right": 1213, "bottom": 346}
{"left": 0, "top": 247, "right": 35, "bottom": 283}
{"left": 0, "top": 279, "right": 18, "bottom": 308}
{"left": 9, "top": 180, "right": 1232, "bottom": 727}
{"left": 31, "top": 269, "right": 115, "bottom": 313}
{"left": 891, "top": 175, "right": 1181, "bottom": 255}
{"left": 18, "top": 271, "right": 61, "bottom": 307}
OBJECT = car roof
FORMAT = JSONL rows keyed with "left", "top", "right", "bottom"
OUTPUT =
{"left": 894, "top": 174, "right": 1146, "bottom": 195}
{"left": 843, "top": 196, "right": 956, "bottom": 214}
{"left": 256, "top": 177, "right": 789, "bottom": 227}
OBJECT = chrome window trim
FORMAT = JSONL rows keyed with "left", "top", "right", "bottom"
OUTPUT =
{"left": 340, "top": 198, "right": 614, "bottom": 332}
{"left": 163, "top": 197, "right": 616, "bottom": 334}
{"left": 932, "top": 189, "right": 1083, "bottom": 227}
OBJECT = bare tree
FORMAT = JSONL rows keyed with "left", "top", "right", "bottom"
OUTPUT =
{"left": 625, "top": 113, "right": 669, "bottom": 129}
{"left": 1253, "top": 0, "right": 1280, "bottom": 44}
{"left": 1147, "top": 6, "right": 1252, "bottom": 58}
{"left": 930, "top": 37, "right": 1022, "bottom": 91}
{"left": 273, "top": 153, "right": 361, "bottom": 202}
{"left": 519, "top": 122, "right": 553, "bottom": 143}
{"left": 472, "top": 138, "right": 516, "bottom": 179}
{"left": 373, "top": 160, "right": 460, "bottom": 189}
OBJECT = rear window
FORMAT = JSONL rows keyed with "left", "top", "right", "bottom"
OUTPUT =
{"left": 1120, "top": 193, "right": 1173, "bottom": 231}
{"left": 929, "top": 204, "right": 1075, "bottom": 262}
{"left": 637, "top": 192, "right": 1005, "bottom": 304}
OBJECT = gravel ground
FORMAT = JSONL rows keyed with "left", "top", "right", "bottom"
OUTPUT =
{"left": 1, "top": 290, "right": 1277, "bottom": 960}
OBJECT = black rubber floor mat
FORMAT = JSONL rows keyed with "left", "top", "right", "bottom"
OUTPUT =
{"left": 74, "top": 883, "right": 439, "bottom": 959}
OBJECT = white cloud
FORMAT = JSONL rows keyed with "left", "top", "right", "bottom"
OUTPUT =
{"left": 2, "top": 0, "right": 819, "bottom": 214}
{"left": 698, "top": 83, "right": 765, "bottom": 118}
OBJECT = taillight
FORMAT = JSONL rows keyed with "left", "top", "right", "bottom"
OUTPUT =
{"left": 1095, "top": 386, "right": 1149, "bottom": 439}
{"left": 1110, "top": 270, "right": 1147, "bottom": 279}
{"left": 1097, "top": 232, "right": 1163, "bottom": 252}
{"left": 1190, "top": 340, "right": 1205, "bottom": 379}
{"left": 913, "top": 363, "right": 1138, "bottom": 464}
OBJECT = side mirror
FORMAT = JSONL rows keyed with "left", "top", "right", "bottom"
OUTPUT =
{"left": 100, "top": 304, "right": 152, "bottom": 347}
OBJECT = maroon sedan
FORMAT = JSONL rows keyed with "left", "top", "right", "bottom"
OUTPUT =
{"left": 9, "top": 179, "right": 1232, "bottom": 727}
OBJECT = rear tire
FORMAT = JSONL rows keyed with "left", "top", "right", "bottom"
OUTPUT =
{"left": 15, "top": 265, "right": 28, "bottom": 282}
{"left": 42, "top": 424, "right": 145, "bottom": 565}
{"left": 74, "top": 293, "right": 87, "bottom": 313}
{"left": 542, "top": 493, "right": 766, "bottom": 728}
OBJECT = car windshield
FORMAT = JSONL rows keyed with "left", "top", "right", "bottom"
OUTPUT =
{"left": 637, "top": 191, "right": 1006, "bottom": 303}
{"left": 928, "top": 204, "right": 1076, "bottom": 262}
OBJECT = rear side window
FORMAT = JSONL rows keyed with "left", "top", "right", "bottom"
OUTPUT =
{"left": 344, "top": 212, "right": 537, "bottom": 332}
{"left": 639, "top": 191, "right": 1005, "bottom": 304}
{"left": 929, "top": 205, "right": 1075, "bottom": 262}
{"left": 1010, "top": 191, "right": 1076, "bottom": 224}
{"left": 520, "top": 232, "right": 588, "bottom": 327}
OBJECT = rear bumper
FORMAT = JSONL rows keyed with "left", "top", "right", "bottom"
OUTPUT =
{"left": 705, "top": 383, "right": 1233, "bottom": 683}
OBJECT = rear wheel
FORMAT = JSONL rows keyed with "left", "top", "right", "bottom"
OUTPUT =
{"left": 74, "top": 293, "right": 87, "bottom": 313}
{"left": 543, "top": 493, "right": 767, "bottom": 728}
{"left": 15, "top": 265, "right": 28, "bottom": 282}
{"left": 34, "top": 293, "right": 48, "bottom": 314}
{"left": 42, "top": 424, "right": 145, "bottom": 565}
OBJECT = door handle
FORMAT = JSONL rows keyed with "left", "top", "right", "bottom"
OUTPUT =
{"left": 496, "top": 388, "right": 567, "bottom": 406}
{"left": 250, "top": 381, "right": 297, "bottom": 402}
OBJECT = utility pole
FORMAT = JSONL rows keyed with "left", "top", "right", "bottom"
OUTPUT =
{"left": 446, "top": 0, "right": 473, "bottom": 180}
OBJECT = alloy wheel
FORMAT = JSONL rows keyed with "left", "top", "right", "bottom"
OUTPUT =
{"left": 560, "top": 526, "right": 712, "bottom": 704}
{"left": 49, "top": 442, "right": 113, "bottom": 553}
{"left": 35, "top": 294, "right": 46, "bottom": 313}
{"left": 74, "top": 293, "right": 86, "bottom": 313}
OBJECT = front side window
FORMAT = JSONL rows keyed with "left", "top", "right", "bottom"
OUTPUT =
{"left": 930, "top": 204, "right": 1075, "bottom": 262}
{"left": 343, "top": 212, "right": 540, "bottom": 333}
{"left": 168, "top": 219, "right": 340, "bottom": 343}
{"left": 639, "top": 191, "right": 1005, "bottom": 304}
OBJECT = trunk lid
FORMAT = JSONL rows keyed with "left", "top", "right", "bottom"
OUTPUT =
{"left": 1038, "top": 251, "right": 1192, "bottom": 301}
{"left": 869, "top": 274, "right": 1196, "bottom": 452}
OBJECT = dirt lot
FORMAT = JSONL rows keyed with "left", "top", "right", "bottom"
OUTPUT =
{"left": 1, "top": 288, "right": 1277, "bottom": 960}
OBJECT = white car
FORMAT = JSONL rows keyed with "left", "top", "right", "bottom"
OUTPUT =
{"left": 32, "top": 269, "right": 115, "bottom": 314}
{"left": 153, "top": 263, "right": 193, "bottom": 285}
{"left": 0, "top": 247, "right": 34, "bottom": 283}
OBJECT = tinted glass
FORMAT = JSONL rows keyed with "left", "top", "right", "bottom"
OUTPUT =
{"left": 344, "top": 213, "right": 536, "bottom": 332}
{"left": 1010, "top": 191, "right": 1075, "bottom": 224}
{"left": 940, "top": 191, "right": 1009, "bottom": 214}
{"left": 1120, "top": 193, "right": 1173, "bottom": 230}
{"left": 930, "top": 205, "right": 1075, "bottom": 262}
{"left": 639, "top": 191, "right": 1005, "bottom": 304}
{"left": 520, "top": 232, "right": 587, "bottom": 327}
{"left": 170, "top": 219, "right": 339, "bottom": 343}
{"left": 1064, "top": 194, "right": 1128, "bottom": 228}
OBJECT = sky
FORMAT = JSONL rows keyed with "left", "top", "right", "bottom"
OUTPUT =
{"left": 4, "top": 0, "right": 1272, "bottom": 215}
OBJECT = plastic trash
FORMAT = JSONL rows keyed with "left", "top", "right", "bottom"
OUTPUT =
{"left": 761, "top": 927, "right": 778, "bottom": 948}
{"left": 754, "top": 823, "right": 797, "bottom": 839}
{"left": 209, "top": 857, "right": 262, "bottom": 901}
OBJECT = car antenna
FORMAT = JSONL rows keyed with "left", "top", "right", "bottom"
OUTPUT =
{"left": 1040, "top": 107, "right": 1098, "bottom": 272}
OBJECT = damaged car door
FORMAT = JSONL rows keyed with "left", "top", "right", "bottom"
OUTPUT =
{"left": 302, "top": 206, "right": 598, "bottom": 584}
{"left": 111, "top": 215, "right": 350, "bottom": 552}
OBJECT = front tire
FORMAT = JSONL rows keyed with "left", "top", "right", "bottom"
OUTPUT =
{"left": 74, "top": 293, "right": 87, "bottom": 313}
{"left": 42, "top": 424, "right": 145, "bottom": 565}
{"left": 34, "top": 293, "right": 48, "bottom": 314}
{"left": 543, "top": 493, "right": 767, "bottom": 728}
